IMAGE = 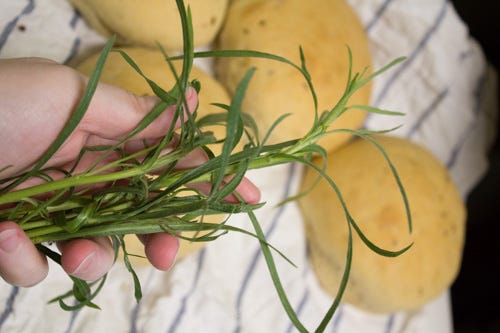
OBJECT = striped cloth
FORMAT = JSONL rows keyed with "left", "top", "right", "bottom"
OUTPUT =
{"left": 0, "top": 0, "right": 497, "bottom": 332}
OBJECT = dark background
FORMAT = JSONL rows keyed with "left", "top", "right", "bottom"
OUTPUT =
{"left": 449, "top": 1, "right": 500, "bottom": 332}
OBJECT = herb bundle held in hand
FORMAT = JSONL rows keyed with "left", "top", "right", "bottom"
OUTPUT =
{"left": 0, "top": 1, "right": 409, "bottom": 331}
{"left": 0, "top": 56, "right": 260, "bottom": 287}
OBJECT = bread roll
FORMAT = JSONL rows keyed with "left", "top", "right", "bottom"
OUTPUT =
{"left": 70, "top": 0, "right": 229, "bottom": 51}
{"left": 298, "top": 135, "right": 466, "bottom": 313}
{"left": 75, "top": 46, "right": 234, "bottom": 154}
{"left": 215, "top": 0, "right": 372, "bottom": 152}
{"left": 75, "top": 47, "right": 232, "bottom": 262}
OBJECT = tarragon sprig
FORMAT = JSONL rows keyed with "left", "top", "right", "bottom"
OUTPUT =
{"left": 0, "top": 0, "right": 411, "bottom": 331}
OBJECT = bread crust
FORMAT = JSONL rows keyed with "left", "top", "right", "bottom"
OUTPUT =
{"left": 215, "top": 0, "right": 372, "bottom": 152}
{"left": 70, "top": 0, "right": 229, "bottom": 50}
{"left": 299, "top": 135, "right": 466, "bottom": 313}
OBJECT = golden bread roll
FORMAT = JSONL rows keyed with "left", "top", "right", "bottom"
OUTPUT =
{"left": 75, "top": 47, "right": 233, "bottom": 262}
{"left": 75, "top": 46, "right": 234, "bottom": 155}
{"left": 298, "top": 135, "right": 466, "bottom": 313}
{"left": 215, "top": 0, "right": 372, "bottom": 152}
{"left": 69, "top": 0, "right": 229, "bottom": 51}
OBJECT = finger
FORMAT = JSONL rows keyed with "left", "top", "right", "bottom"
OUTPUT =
{"left": 187, "top": 176, "right": 261, "bottom": 204}
{"left": 83, "top": 84, "right": 198, "bottom": 141}
{"left": 7, "top": 149, "right": 123, "bottom": 193}
{"left": 0, "top": 221, "right": 48, "bottom": 287}
{"left": 121, "top": 132, "right": 180, "bottom": 157}
{"left": 137, "top": 233, "right": 179, "bottom": 271}
{"left": 58, "top": 237, "right": 114, "bottom": 282}
{"left": 123, "top": 134, "right": 209, "bottom": 172}
{"left": 172, "top": 145, "right": 209, "bottom": 170}
{"left": 228, "top": 177, "right": 261, "bottom": 204}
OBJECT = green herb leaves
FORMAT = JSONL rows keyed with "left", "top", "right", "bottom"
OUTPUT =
{"left": 0, "top": 0, "right": 410, "bottom": 331}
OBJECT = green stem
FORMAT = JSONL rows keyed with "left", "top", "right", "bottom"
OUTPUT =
{"left": 152, "top": 147, "right": 301, "bottom": 190}
{"left": 0, "top": 148, "right": 189, "bottom": 205}
{"left": 25, "top": 217, "right": 217, "bottom": 244}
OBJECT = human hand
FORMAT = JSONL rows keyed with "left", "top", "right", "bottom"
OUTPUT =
{"left": 0, "top": 57, "right": 260, "bottom": 287}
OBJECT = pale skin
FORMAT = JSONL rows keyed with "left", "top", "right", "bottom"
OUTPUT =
{"left": 0, "top": 58, "right": 260, "bottom": 287}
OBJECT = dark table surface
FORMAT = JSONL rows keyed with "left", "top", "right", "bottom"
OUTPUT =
{"left": 449, "top": 1, "right": 500, "bottom": 332}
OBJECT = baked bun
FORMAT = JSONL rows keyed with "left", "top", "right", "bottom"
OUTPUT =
{"left": 298, "top": 135, "right": 466, "bottom": 313}
{"left": 70, "top": 0, "right": 229, "bottom": 51}
{"left": 215, "top": 0, "right": 372, "bottom": 152}
{"left": 75, "top": 46, "right": 234, "bottom": 154}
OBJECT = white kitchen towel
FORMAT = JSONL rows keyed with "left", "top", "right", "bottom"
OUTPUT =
{"left": 0, "top": 0, "right": 497, "bottom": 332}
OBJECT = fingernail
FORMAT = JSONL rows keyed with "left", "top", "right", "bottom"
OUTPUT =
{"left": 168, "top": 240, "right": 180, "bottom": 271}
{"left": 71, "top": 252, "right": 96, "bottom": 277}
{"left": 186, "top": 86, "right": 195, "bottom": 99}
{"left": 0, "top": 228, "right": 20, "bottom": 253}
{"left": 159, "top": 146, "right": 174, "bottom": 157}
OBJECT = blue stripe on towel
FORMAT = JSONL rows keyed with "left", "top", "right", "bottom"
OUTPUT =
{"left": 0, "top": 0, "right": 35, "bottom": 51}
{"left": 167, "top": 248, "right": 207, "bottom": 333}
{"left": 286, "top": 289, "right": 309, "bottom": 333}
{"left": 384, "top": 314, "right": 395, "bottom": 333}
{"left": 365, "top": 0, "right": 394, "bottom": 33}
{"left": 62, "top": 307, "right": 80, "bottom": 333}
{"left": 129, "top": 268, "right": 157, "bottom": 333}
{"left": 446, "top": 66, "right": 488, "bottom": 169}
{"left": 288, "top": 263, "right": 312, "bottom": 331}
{"left": 330, "top": 304, "right": 343, "bottom": 332}
{"left": 63, "top": 8, "right": 82, "bottom": 64}
{"left": 69, "top": 8, "right": 80, "bottom": 29}
{"left": 373, "top": 0, "right": 448, "bottom": 107}
{"left": 406, "top": 88, "right": 449, "bottom": 139}
{"left": 233, "top": 163, "right": 298, "bottom": 333}
{"left": 63, "top": 37, "right": 81, "bottom": 64}
{"left": 0, "top": 286, "right": 19, "bottom": 331}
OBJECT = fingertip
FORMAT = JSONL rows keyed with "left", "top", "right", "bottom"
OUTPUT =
{"left": 171, "top": 86, "right": 199, "bottom": 127}
{"left": 142, "top": 233, "right": 179, "bottom": 271}
{"left": 188, "top": 177, "right": 261, "bottom": 204}
{"left": 59, "top": 237, "right": 114, "bottom": 282}
{"left": 175, "top": 147, "right": 208, "bottom": 169}
{"left": 235, "top": 177, "right": 261, "bottom": 204}
{"left": 0, "top": 222, "right": 48, "bottom": 287}
{"left": 185, "top": 86, "right": 198, "bottom": 114}
{"left": 0, "top": 221, "right": 23, "bottom": 253}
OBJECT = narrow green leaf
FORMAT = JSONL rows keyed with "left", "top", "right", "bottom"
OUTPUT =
{"left": 346, "top": 104, "right": 405, "bottom": 116}
{"left": 315, "top": 222, "right": 353, "bottom": 333}
{"left": 247, "top": 211, "right": 307, "bottom": 332}
{"left": 115, "top": 50, "right": 176, "bottom": 104}
{"left": 350, "top": 218, "right": 413, "bottom": 257}
{"left": 358, "top": 56, "right": 407, "bottom": 87}
{"left": 209, "top": 68, "right": 255, "bottom": 201}
{"left": 120, "top": 237, "right": 143, "bottom": 303}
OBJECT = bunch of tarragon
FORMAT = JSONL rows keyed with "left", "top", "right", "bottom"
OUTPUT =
{"left": 0, "top": 1, "right": 411, "bottom": 332}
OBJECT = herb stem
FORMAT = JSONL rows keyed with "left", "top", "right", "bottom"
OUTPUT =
{"left": 26, "top": 217, "right": 219, "bottom": 244}
{"left": 0, "top": 148, "right": 191, "bottom": 205}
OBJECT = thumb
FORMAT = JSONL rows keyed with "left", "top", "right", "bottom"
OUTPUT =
{"left": 81, "top": 83, "right": 198, "bottom": 141}
{"left": 0, "top": 222, "right": 48, "bottom": 287}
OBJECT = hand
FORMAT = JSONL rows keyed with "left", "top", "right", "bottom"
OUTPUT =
{"left": 0, "top": 57, "right": 260, "bottom": 287}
